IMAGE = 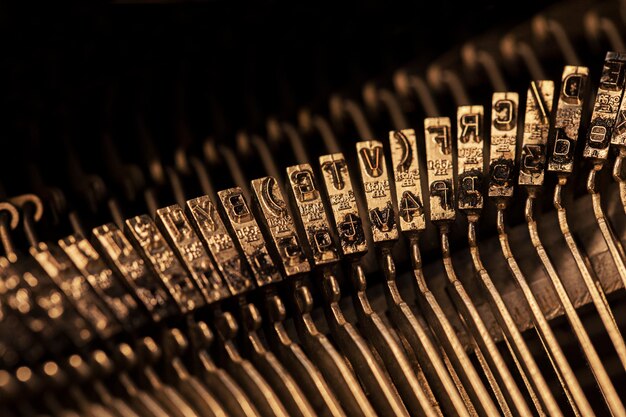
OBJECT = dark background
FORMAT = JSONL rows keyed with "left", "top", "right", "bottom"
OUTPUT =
{"left": 0, "top": 1, "right": 551, "bottom": 181}
{"left": 0, "top": 0, "right": 595, "bottom": 245}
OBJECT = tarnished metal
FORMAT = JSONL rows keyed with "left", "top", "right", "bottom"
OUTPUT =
{"left": 30, "top": 242, "right": 120, "bottom": 339}
{"left": 424, "top": 116, "right": 524, "bottom": 417}
{"left": 490, "top": 88, "right": 594, "bottom": 417}
{"left": 356, "top": 141, "right": 399, "bottom": 242}
{"left": 125, "top": 215, "right": 205, "bottom": 314}
{"left": 528, "top": 73, "right": 626, "bottom": 416}
{"left": 518, "top": 80, "right": 554, "bottom": 187}
{"left": 184, "top": 197, "right": 256, "bottom": 295}
{"left": 388, "top": 130, "right": 426, "bottom": 231}
{"left": 547, "top": 66, "right": 588, "bottom": 174}
{"left": 318, "top": 154, "right": 368, "bottom": 257}
{"left": 457, "top": 104, "right": 562, "bottom": 416}
{"left": 216, "top": 188, "right": 282, "bottom": 288}
{"left": 156, "top": 204, "right": 236, "bottom": 302}
{"left": 250, "top": 177, "right": 310, "bottom": 277}
{"left": 60, "top": 235, "right": 147, "bottom": 331}
{"left": 583, "top": 51, "right": 626, "bottom": 160}
{"left": 386, "top": 129, "right": 473, "bottom": 417}
{"left": 488, "top": 93, "right": 519, "bottom": 198}
{"left": 456, "top": 106, "right": 484, "bottom": 212}
{"left": 424, "top": 118, "right": 456, "bottom": 222}
{"left": 286, "top": 164, "right": 339, "bottom": 266}
{"left": 93, "top": 223, "right": 177, "bottom": 323}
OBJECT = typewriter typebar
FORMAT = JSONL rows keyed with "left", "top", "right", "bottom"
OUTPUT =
{"left": 4, "top": 1, "right": 626, "bottom": 416}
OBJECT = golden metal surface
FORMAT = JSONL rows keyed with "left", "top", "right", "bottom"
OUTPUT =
{"left": 161, "top": 330, "right": 228, "bottom": 417}
{"left": 319, "top": 270, "right": 410, "bottom": 417}
{"left": 522, "top": 73, "right": 624, "bottom": 416}
{"left": 290, "top": 161, "right": 423, "bottom": 417}
{"left": 547, "top": 66, "right": 588, "bottom": 174}
{"left": 467, "top": 220, "right": 561, "bottom": 417}
{"left": 456, "top": 106, "right": 484, "bottom": 212}
{"left": 156, "top": 204, "right": 235, "bottom": 302}
{"left": 250, "top": 175, "right": 375, "bottom": 415}
{"left": 547, "top": 66, "right": 626, "bottom": 376}
{"left": 612, "top": 149, "right": 626, "bottom": 214}
{"left": 554, "top": 180, "right": 626, "bottom": 371}
{"left": 214, "top": 311, "right": 290, "bottom": 417}
{"left": 286, "top": 164, "right": 339, "bottom": 266}
{"left": 489, "top": 88, "right": 593, "bottom": 416}
{"left": 182, "top": 196, "right": 257, "bottom": 296}
{"left": 125, "top": 215, "right": 205, "bottom": 314}
{"left": 59, "top": 235, "right": 145, "bottom": 331}
{"left": 583, "top": 51, "right": 626, "bottom": 160}
{"left": 250, "top": 174, "right": 380, "bottom": 415}
{"left": 93, "top": 223, "right": 177, "bottom": 323}
{"left": 424, "top": 118, "right": 455, "bottom": 222}
{"left": 8, "top": 21, "right": 626, "bottom": 417}
{"left": 385, "top": 129, "right": 473, "bottom": 416}
{"left": 341, "top": 149, "right": 439, "bottom": 417}
{"left": 525, "top": 194, "right": 625, "bottom": 416}
{"left": 440, "top": 226, "right": 529, "bottom": 417}
{"left": 238, "top": 303, "right": 317, "bottom": 417}
{"left": 217, "top": 185, "right": 344, "bottom": 416}
{"left": 518, "top": 81, "right": 554, "bottom": 187}
{"left": 423, "top": 116, "right": 505, "bottom": 417}
{"left": 318, "top": 153, "right": 368, "bottom": 257}
{"left": 216, "top": 187, "right": 282, "bottom": 287}
{"left": 488, "top": 93, "right": 519, "bottom": 198}
{"left": 456, "top": 104, "right": 561, "bottom": 417}
{"left": 262, "top": 293, "right": 347, "bottom": 417}
{"left": 320, "top": 152, "right": 446, "bottom": 415}
{"left": 388, "top": 129, "right": 426, "bottom": 231}
{"left": 250, "top": 177, "right": 311, "bottom": 277}
{"left": 355, "top": 140, "right": 399, "bottom": 242}
{"left": 30, "top": 242, "right": 120, "bottom": 339}
{"left": 291, "top": 282, "right": 377, "bottom": 417}
{"left": 186, "top": 321, "right": 262, "bottom": 417}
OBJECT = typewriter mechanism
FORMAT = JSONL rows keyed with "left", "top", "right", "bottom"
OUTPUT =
{"left": 3, "top": 0, "right": 626, "bottom": 415}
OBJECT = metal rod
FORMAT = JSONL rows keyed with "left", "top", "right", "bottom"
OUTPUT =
{"left": 526, "top": 192, "right": 625, "bottom": 417}
{"left": 555, "top": 178, "right": 626, "bottom": 372}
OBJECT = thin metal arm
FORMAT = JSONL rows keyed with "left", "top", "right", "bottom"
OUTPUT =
{"left": 409, "top": 234, "right": 502, "bottom": 417}
{"left": 291, "top": 280, "right": 377, "bottom": 417}
{"left": 439, "top": 226, "right": 528, "bottom": 417}
{"left": 590, "top": 165, "right": 626, "bottom": 289}
{"left": 379, "top": 248, "right": 471, "bottom": 417}
{"left": 350, "top": 261, "right": 439, "bottom": 417}
{"left": 262, "top": 292, "right": 346, "bottom": 417}
{"left": 496, "top": 205, "right": 591, "bottom": 417}
{"left": 319, "top": 272, "right": 410, "bottom": 417}
{"left": 467, "top": 218, "right": 562, "bottom": 417}
{"left": 526, "top": 192, "right": 625, "bottom": 417}
{"left": 613, "top": 150, "right": 626, "bottom": 216}
{"left": 555, "top": 178, "right": 626, "bottom": 372}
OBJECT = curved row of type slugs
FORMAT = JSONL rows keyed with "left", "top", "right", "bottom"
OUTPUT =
{"left": 182, "top": 122, "right": 435, "bottom": 416}
{"left": 254, "top": 119, "right": 443, "bottom": 416}
{"left": 201, "top": 59, "right": 521, "bottom": 417}
{"left": 0, "top": 196, "right": 204, "bottom": 417}
{"left": 220, "top": 24, "right": 625, "bottom": 417}
{"left": 57, "top": 129, "right": 346, "bottom": 411}
{"left": 149, "top": 5, "right": 623, "bottom": 417}
{"left": 122, "top": 163, "right": 315, "bottom": 417}
{"left": 2, "top": 4, "right": 620, "bottom": 416}
{"left": 224, "top": 132, "right": 415, "bottom": 416}
{"left": 56, "top": 135, "right": 368, "bottom": 416}
{"left": 325, "top": 59, "right": 530, "bottom": 417}
{"left": 0, "top": 184, "right": 287, "bottom": 417}
{"left": 240, "top": 110, "right": 503, "bottom": 415}
{"left": 217, "top": 36, "right": 624, "bottom": 417}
